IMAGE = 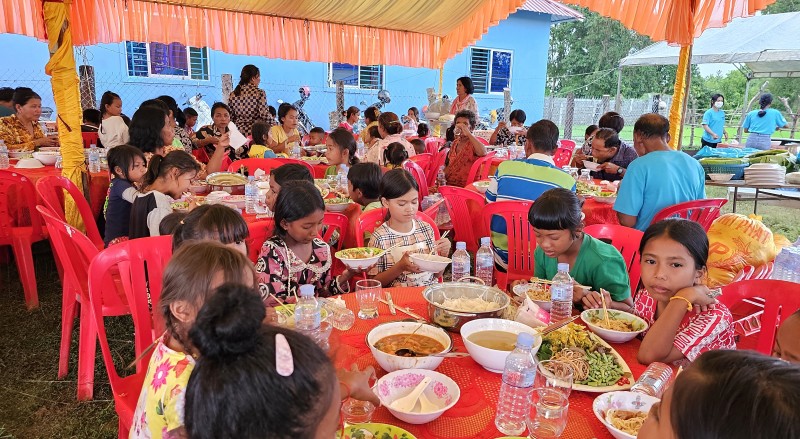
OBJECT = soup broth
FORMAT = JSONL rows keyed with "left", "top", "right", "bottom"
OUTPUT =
{"left": 375, "top": 334, "right": 446, "bottom": 356}
{"left": 468, "top": 330, "right": 519, "bottom": 351}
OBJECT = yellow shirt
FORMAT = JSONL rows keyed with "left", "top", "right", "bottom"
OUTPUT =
{"left": 0, "top": 114, "right": 45, "bottom": 151}
{"left": 248, "top": 144, "right": 277, "bottom": 158}
{"left": 268, "top": 125, "right": 300, "bottom": 146}
{"left": 359, "top": 121, "right": 379, "bottom": 145}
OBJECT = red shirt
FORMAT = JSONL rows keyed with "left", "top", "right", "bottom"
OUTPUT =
{"left": 444, "top": 136, "right": 478, "bottom": 188}
{"left": 634, "top": 289, "right": 736, "bottom": 367}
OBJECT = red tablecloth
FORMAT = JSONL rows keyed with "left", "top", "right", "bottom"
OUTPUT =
{"left": 331, "top": 287, "right": 648, "bottom": 439}
{"left": 11, "top": 164, "right": 110, "bottom": 218}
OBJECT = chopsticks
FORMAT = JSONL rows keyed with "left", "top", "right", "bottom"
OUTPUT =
{"left": 529, "top": 277, "right": 591, "bottom": 290}
{"left": 385, "top": 292, "right": 397, "bottom": 315}
{"left": 379, "top": 298, "right": 425, "bottom": 320}
{"left": 536, "top": 315, "right": 580, "bottom": 336}
{"left": 601, "top": 288, "right": 611, "bottom": 328}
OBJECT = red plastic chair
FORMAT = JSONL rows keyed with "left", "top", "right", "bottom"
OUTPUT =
{"left": 425, "top": 137, "right": 446, "bottom": 155}
{"left": 87, "top": 235, "right": 172, "bottom": 438}
{"left": 552, "top": 147, "right": 574, "bottom": 168}
{"left": 719, "top": 280, "right": 800, "bottom": 355}
{"left": 322, "top": 212, "right": 349, "bottom": 276}
{"left": 584, "top": 224, "right": 644, "bottom": 297}
{"left": 428, "top": 147, "right": 450, "bottom": 188}
{"left": 558, "top": 139, "right": 577, "bottom": 152}
{"left": 402, "top": 159, "right": 430, "bottom": 204}
{"left": 81, "top": 132, "right": 99, "bottom": 149}
{"left": 355, "top": 208, "right": 440, "bottom": 247}
{"left": 409, "top": 152, "right": 433, "bottom": 177}
{"left": 465, "top": 151, "right": 497, "bottom": 186}
{"left": 732, "top": 265, "right": 756, "bottom": 282}
{"left": 36, "top": 175, "right": 103, "bottom": 250}
{"left": 650, "top": 198, "right": 728, "bottom": 231}
{"left": 476, "top": 137, "right": 490, "bottom": 146}
{"left": 246, "top": 219, "right": 275, "bottom": 263}
{"left": 0, "top": 170, "right": 48, "bottom": 309}
{"left": 481, "top": 200, "right": 535, "bottom": 290}
{"left": 228, "top": 157, "right": 315, "bottom": 175}
{"left": 438, "top": 185, "right": 487, "bottom": 253}
{"left": 753, "top": 262, "right": 774, "bottom": 280}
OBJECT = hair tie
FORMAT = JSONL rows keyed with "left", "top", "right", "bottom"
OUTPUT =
{"left": 179, "top": 219, "right": 185, "bottom": 225}
{"left": 275, "top": 333, "right": 294, "bottom": 377}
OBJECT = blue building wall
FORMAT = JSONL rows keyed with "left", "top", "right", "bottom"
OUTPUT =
{"left": 0, "top": 10, "right": 551, "bottom": 127}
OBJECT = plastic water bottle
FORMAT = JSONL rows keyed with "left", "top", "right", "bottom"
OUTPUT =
{"left": 337, "top": 164, "right": 349, "bottom": 193}
{"left": 772, "top": 238, "right": 800, "bottom": 283}
{"left": 245, "top": 176, "right": 258, "bottom": 214}
{"left": 436, "top": 165, "right": 447, "bottom": 188}
{"left": 550, "top": 263, "right": 574, "bottom": 322}
{"left": 494, "top": 332, "right": 538, "bottom": 435}
{"left": 475, "top": 237, "right": 494, "bottom": 286}
{"left": 356, "top": 139, "right": 366, "bottom": 160}
{"left": 294, "top": 285, "right": 321, "bottom": 332}
{"left": 291, "top": 142, "right": 301, "bottom": 159}
{"left": 0, "top": 140, "right": 9, "bottom": 170}
{"left": 451, "top": 241, "right": 471, "bottom": 282}
{"left": 631, "top": 362, "right": 673, "bottom": 398}
{"left": 88, "top": 144, "right": 101, "bottom": 173}
{"left": 319, "top": 298, "right": 356, "bottom": 330}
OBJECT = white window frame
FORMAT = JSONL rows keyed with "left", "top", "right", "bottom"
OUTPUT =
{"left": 469, "top": 46, "right": 513, "bottom": 95}
{"left": 327, "top": 63, "right": 385, "bottom": 90}
{"left": 124, "top": 41, "right": 210, "bottom": 81}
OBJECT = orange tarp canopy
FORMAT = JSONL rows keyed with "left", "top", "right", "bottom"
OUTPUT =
{"left": 1, "top": 0, "right": 528, "bottom": 68}
{"left": 565, "top": 0, "right": 776, "bottom": 46}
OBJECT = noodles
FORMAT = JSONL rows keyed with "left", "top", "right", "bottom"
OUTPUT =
{"left": 607, "top": 410, "right": 647, "bottom": 435}
{"left": 337, "top": 247, "right": 382, "bottom": 259}
{"left": 439, "top": 296, "right": 500, "bottom": 312}
{"left": 589, "top": 312, "right": 641, "bottom": 332}
{"left": 523, "top": 283, "right": 550, "bottom": 301}
{"left": 549, "top": 347, "right": 590, "bottom": 381}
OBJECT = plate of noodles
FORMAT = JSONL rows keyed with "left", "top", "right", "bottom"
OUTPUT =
{"left": 580, "top": 309, "right": 648, "bottom": 344}
{"left": 512, "top": 282, "right": 552, "bottom": 311}
{"left": 593, "top": 391, "right": 659, "bottom": 439}
{"left": 335, "top": 247, "right": 384, "bottom": 270}
{"left": 537, "top": 323, "right": 633, "bottom": 393}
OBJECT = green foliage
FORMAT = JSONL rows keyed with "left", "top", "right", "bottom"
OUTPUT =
{"left": 765, "top": 0, "right": 800, "bottom": 13}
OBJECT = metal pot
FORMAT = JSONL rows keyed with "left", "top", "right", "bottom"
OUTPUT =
{"left": 205, "top": 172, "right": 247, "bottom": 195}
{"left": 422, "top": 278, "right": 510, "bottom": 332}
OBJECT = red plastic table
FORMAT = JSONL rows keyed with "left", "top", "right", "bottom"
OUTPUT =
{"left": 331, "top": 287, "right": 647, "bottom": 439}
{"left": 10, "top": 164, "right": 110, "bottom": 218}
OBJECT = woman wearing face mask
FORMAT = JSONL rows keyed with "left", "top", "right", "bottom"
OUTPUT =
{"left": 701, "top": 94, "right": 728, "bottom": 148}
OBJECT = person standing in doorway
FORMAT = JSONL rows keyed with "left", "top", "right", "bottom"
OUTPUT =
{"left": 701, "top": 94, "right": 727, "bottom": 148}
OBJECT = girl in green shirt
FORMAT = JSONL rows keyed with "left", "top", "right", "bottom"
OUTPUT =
{"left": 528, "top": 188, "right": 634, "bottom": 312}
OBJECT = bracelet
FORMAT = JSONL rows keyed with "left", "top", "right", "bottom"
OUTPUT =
{"left": 669, "top": 295, "right": 693, "bottom": 311}
{"left": 339, "top": 380, "right": 351, "bottom": 401}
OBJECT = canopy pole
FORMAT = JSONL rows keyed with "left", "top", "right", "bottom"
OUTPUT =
{"left": 615, "top": 66, "right": 622, "bottom": 112}
{"left": 737, "top": 76, "right": 752, "bottom": 141}
{"left": 668, "top": 45, "right": 692, "bottom": 150}
{"left": 438, "top": 67, "right": 444, "bottom": 99}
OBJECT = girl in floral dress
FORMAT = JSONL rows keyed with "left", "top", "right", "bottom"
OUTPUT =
{"left": 130, "top": 241, "right": 257, "bottom": 439}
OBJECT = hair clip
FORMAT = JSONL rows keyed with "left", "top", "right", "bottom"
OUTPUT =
{"left": 275, "top": 333, "right": 294, "bottom": 377}
{"left": 179, "top": 220, "right": 185, "bottom": 225}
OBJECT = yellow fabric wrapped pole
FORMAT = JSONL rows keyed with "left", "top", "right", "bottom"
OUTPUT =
{"left": 668, "top": 44, "right": 692, "bottom": 150}
{"left": 44, "top": 0, "right": 87, "bottom": 231}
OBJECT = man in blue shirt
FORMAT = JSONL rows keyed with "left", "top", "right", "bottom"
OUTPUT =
{"left": 614, "top": 114, "right": 706, "bottom": 231}
{"left": 701, "top": 93, "right": 727, "bottom": 148}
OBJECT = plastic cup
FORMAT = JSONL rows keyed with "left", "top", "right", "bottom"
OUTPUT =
{"left": 355, "top": 279, "right": 381, "bottom": 319}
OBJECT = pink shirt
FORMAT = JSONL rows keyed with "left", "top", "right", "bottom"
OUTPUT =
{"left": 450, "top": 95, "right": 478, "bottom": 115}
{"left": 338, "top": 122, "right": 353, "bottom": 132}
{"left": 634, "top": 288, "right": 736, "bottom": 367}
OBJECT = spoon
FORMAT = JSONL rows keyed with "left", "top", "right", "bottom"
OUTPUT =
{"left": 417, "top": 393, "right": 439, "bottom": 413}
{"left": 390, "top": 376, "right": 432, "bottom": 412}
{"left": 394, "top": 348, "right": 470, "bottom": 358}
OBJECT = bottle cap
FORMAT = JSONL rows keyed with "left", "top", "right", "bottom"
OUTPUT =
{"left": 516, "top": 332, "right": 535, "bottom": 348}
{"left": 456, "top": 241, "right": 466, "bottom": 250}
{"left": 299, "top": 284, "right": 315, "bottom": 298}
{"left": 557, "top": 262, "right": 570, "bottom": 272}
{"left": 248, "top": 176, "right": 255, "bottom": 182}
{"left": 480, "top": 237, "right": 491, "bottom": 246}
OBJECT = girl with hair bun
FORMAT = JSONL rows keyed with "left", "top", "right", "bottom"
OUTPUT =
{"left": 743, "top": 93, "right": 790, "bottom": 150}
{"left": 338, "top": 106, "right": 360, "bottom": 132}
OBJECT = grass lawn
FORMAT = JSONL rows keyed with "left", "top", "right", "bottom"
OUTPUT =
{"left": 564, "top": 125, "right": 789, "bottom": 150}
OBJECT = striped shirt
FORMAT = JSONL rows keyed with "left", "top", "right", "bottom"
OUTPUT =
{"left": 486, "top": 154, "right": 576, "bottom": 265}
{"left": 368, "top": 219, "right": 437, "bottom": 287}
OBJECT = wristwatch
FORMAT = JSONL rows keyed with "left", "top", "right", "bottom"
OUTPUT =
{"left": 616, "top": 167, "right": 625, "bottom": 175}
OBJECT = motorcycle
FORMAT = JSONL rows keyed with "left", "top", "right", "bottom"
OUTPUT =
{"left": 352, "top": 89, "right": 392, "bottom": 134}
{"left": 277, "top": 86, "right": 314, "bottom": 137}
{"left": 183, "top": 93, "right": 213, "bottom": 128}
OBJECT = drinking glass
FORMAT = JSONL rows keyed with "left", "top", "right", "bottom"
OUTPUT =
{"left": 355, "top": 279, "right": 381, "bottom": 319}
{"left": 535, "top": 360, "right": 574, "bottom": 398}
{"left": 341, "top": 398, "right": 376, "bottom": 425}
{"left": 526, "top": 388, "right": 569, "bottom": 438}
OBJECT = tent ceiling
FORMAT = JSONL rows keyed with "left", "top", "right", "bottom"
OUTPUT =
{"left": 619, "top": 12, "right": 800, "bottom": 78}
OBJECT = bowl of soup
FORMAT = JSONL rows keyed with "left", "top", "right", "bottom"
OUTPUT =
{"left": 367, "top": 321, "right": 453, "bottom": 372}
{"left": 460, "top": 318, "right": 542, "bottom": 373}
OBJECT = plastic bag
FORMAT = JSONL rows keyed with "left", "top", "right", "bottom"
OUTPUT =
{"left": 707, "top": 214, "right": 782, "bottom": 286}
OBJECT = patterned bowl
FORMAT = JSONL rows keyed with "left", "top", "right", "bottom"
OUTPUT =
{"left": 376, "top": 369, "right": 460, "bottom": 424}
{"left": 593, "top": 391, "right": 659, "bottom": 439}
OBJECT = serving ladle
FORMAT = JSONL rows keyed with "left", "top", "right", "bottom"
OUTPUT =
{"left": 393, "top": 348, "right": 470, "bottom": 358}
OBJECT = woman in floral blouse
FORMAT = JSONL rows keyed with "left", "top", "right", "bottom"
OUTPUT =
{"left": 0, "top": 88, "right": 57, "bottom": 151}
{"left": 228, "top": 65, "right": 275, "bottom": 138}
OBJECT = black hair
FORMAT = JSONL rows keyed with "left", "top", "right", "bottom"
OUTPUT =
{"left": 185, "top": 283, "right": 336, "bottom": 439}
{"left": 417, "top": 123, "right": 430, "bottom": 137}
{"left": 268, "top": 105, "right": 277, "bottom": 118}
{"left": 526, "top": 119, "right": 560, "bottom": 153}
{"left": 309, "top": 127, "right": 325, "bottom": 135}
{"left": 99, "top": 91, "right": 121, "bottom": 117}
{"left": 759, "top": 93, "right": 773, "bottom": 117}
{"left": 457, "top": 76, "right": 475, "bottom": 95}
{"left": 271, "top": 163, "right": 314, "bottom": 186}
{"left": 378, "top": 112, "right": 403, "bottom": 136}
{"left": 598, "top": 111, "right": 625, "bottom": 133}
{"left": 410, "top": 138, "right": 426, "bottom": 154}
{"left": 107, "top": 144, "right": 146, "bottom": 181}
{"left": 670, "top": 350, "right": 800, "bottom": 439}
{"left": 633, "top": 113, "right": 670, "bottom": 139}
{"left": 380, "top": 168, "right": 418, "bottom": 201}
{"left": 157, "top": 95, "right": 186, "bottom": 128}
{"left": 585, "top": 124, "right": 599, "bottom": 137}
{"left": 384, "top": 142, "right": 409, "bottom": 167}
{"left": 278, "top": 103, "right": 298, "bottom": 125}
{"left": 140, "top": 98, "right": 170, "bottom": 113}
{"left": 408, "top": 107, "right": 419, "bottom": 118}
{"left": 272, "top": 180, "right": 324, "bottom": 239}
{"left": 129, "top": 106, "right": 168, "bottom": 153}
{"left": 711, "top": 93, "right": 724, "bottom": 106}
{"left": 445, "top": 124, "right": 455, "bottom": 142}
{"left": 159, "top": 211, "right": 188, "bottom": 236}
{"left": 251, "top": 121, "right": 270, "bottom": 145}
{"left": 121, "top": 114, "right": 131, "bottom": 126}
{"left": 0, "top": 87, "right": 14, "bottom": 102}
{"left": 233, "top": 64, "right": 260, "bottom": 97}
{"left": 143, "top": 150, "right": 201, "bottom": 187}
{"left": 592, "top": 128, "right": 621, "bottom": 149}
{"left": 12, "top": 87, "right": 40, "bottom": 108}
{"left": 348, "top": 162, "right": 382, "bottom": 199}
{"left": 211, "top": 102, "right": 231, "bottom": 119}
{"left": 509, "top": 109, "right": 527, "bottom": 124}
{"left": 640, "top": 218, "right": 708, "bottom": 269}
{"left": 368, "top": 125, "right": 381, "bottom": 142}
{"left": 328, "top": 127, "right": 358, "bottom": 166}
{"left": 343, "top": 106, "right": 359, "bottom": 119}
{"left": 528, "top": 188, "right": 583, "bottom": 232}
{"left": 172, "top": 204, "right": 250, "bottom": 252}
{"left": 82, "top": 108, "right": 101, "bottom": 126}
{"left": 454, "top": 109, "right": 477, "bottom": 130}
{"left": 183, "top": 107, "right": 198, "bottom": 118}
{"left": 364, "top": 106, "right": 380, "bottom": 124}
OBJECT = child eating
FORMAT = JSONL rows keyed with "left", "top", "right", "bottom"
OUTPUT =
{"left": 103, "top": 144, "right": 147, "bottom": 247}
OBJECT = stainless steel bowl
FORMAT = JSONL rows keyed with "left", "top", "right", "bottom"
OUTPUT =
{"left": 205, "top": 172, "right": 248, "bottom": 195}
{"left": 422, "top": 282, "right": 510, "bottom": 332}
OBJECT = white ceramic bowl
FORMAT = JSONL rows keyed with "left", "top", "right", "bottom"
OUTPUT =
{"left": 189, "top": 181, "right": 208, "bottom": 194}
{"left": 223, "top": 195, "right": 246, "bottom": 209}
{"left": 8, "top": 150, "right": 33, "bottom": 159}
{"left": 14, "top": 158, "right": 43, "bottom": 168}
{"left": 367, "top": 321, "right": 452, "bottom": 372}
{"left": 583, "top": 160, "right": 601, "bottom": 171}
{"left": 580, "top": 309, "right": 648, "bottom": 344}
{"left": 376, "top": 368, "right": 460, "bottom": 424}
{"left": 32, "top": 151, "right": 59, "bottom": 165}
{"left": 335, "top": 247, "right": 383, "bottom": 270}
{"left": 708, "top": 173, "right": 734, "bottom": 182}
{"left": 325, "top": 201, "right": 350, "bottom": 212}
{"left": 472, "top": 180, "right": 490, "bottom": 194}
{"left": 512, "top": 283, "right": 552, "bottom": 312}
{"left": 460, "top": 318, "right": 542, "bottom": 373}
{"left": 593, "top": 391, "right": 659, "bottom": 439}
{"left": 594, "top": 195, "right": 617, "bottom": 205}
{"left": 410, "top": 253, "right": 451, "bottom": 273}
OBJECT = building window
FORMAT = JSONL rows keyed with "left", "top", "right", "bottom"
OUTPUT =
{"left": 329, "top": 63, "right": 384, "bottom": 89}
{"left": 469, "top": 48, "right": 512, "bottom": 94}
{"left": 125, "top": 41, "right": 210, "bottom": 80}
